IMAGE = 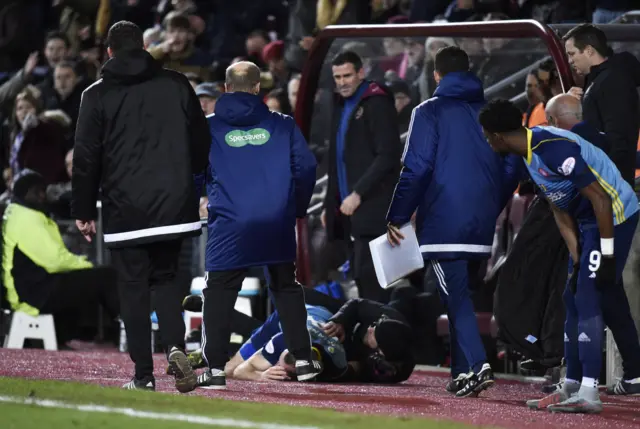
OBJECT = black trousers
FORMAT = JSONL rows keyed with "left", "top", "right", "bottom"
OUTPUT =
{"left": 110, "top": 239, "right": 185, "bottom": 379}
{"left": 353, "top": 238, "right": 390, "bottom": 304}
{"left": 202, "top": 263, "right": 312, "bottom": 370}
{"left": 37, "top": 266, "right": 119, "bottom": 344}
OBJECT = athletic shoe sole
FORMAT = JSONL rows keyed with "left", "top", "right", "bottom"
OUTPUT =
{"left": 168, "top": 350, "right": 197, "bottom": 393}
{"left": 527, "top": 392, "right": 567, "bottom": 410}
{"left": 548, "top": 402, "right": 602, "bottom": 414}
{"left": 198, "top": 384, "right": 227, "bottom": 390}
{"left": 457, "top": 378, "right": 495, "bottom": 398}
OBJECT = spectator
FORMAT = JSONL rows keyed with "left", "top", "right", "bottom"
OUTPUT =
{"left": 262, "top": 40, "right": 291, "bottom": 90}
{"left": 592, "top": 0, "right": 633, "bottom": 23}
{"left": 47, "top": 148, "right": 74, "bottom": 219}
{"left": 387, "top": 79, "right": 415, "bottom": 134}
{"left": 287, "top": 73, "right": 301, "bottom": 113}
{"left": 0, "top": 52, "right": 39, "bottom": 117}
{"left": 39, "top": 61, "right": 86, "bottom": 131}
{"left": 444, "top": 0, "right": 478, "bottom": 22}
{"left": 39, "top": 32, "right": 71, "bottom": 84}
{"left": 2, "top": 169, "right": 119, "bottom": 347}
{"left": 9, "top": 89, "right": 68, "bottom": 184}
{"left": 563, "top": 23, "right": 640, "bottom": 186}
{"left": 0, "top": 0, "right": 37, "bottom": 73}
{"left": 523, "top": 70, "right": 546, "bottom": 127}
{"left": 403, "top": 37, "right": 426, "bottom": 83}
{"left": 264, "top": 88, "right": 292, "bottom": 115}
{"left": 147, "top": 12, "right": 211, "bottom": 81}
{"left": 321, "top": 51, "right": 402, "bottom": 303}
{"left": 195, "top": 82, "right": 221, "bottom": 116}
{"left": 536, "top": 58, "right": 563, "bottom": 103}
{"left": 245, "top": 30, "right": 269, "bottom": 67}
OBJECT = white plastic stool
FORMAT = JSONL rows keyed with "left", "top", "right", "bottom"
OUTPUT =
{"left": 3, "top": 312, "right": 57, "bottom": 350}
{"left": 188, "top": 276, "right": 260, "bottom": 318}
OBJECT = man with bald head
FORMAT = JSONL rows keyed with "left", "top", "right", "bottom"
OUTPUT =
{"left": 194, "top": 61, "right": 322, "bottom": 389}
{"left": 546, "top": 94, "right": 609, "bottom": 154}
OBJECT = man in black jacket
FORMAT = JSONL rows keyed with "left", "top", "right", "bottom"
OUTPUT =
{"left": 321, "top": 51, "right": 402, "bottom": 303}
{"left": 322, "top": 297, "right": 415, "bottom": 383}
{"left": 563, "top": 23, "right": 640, "bottom": 186}
{"left": 71, "top": 21, "right": 211, "bottom": 393}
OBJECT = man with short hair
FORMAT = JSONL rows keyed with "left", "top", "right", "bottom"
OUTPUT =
{"left": 563, "top": 23, "right": 640, "bottom": 186}
{"left": 478, "top": 98, "right": 639, "bottom": 413}
{"left": 39, "top": 61, "right": 85, "bottom": 130}
{"left": 386, "top": 46, "right": 507, "bottom": 397}
{"left": 72, "top": 21, "right": 211, "bottom": 393}
{"left": 322, "top": 50, "right": 402, "bottom": 303}
{"left": 195, "top": 83, "right": 221, "bottom": 116}
{"left": 41, "top": 32, "right": 70, "bottom": 81}
{"left": 195, "top": 61, "right": 321, "bottom": 389}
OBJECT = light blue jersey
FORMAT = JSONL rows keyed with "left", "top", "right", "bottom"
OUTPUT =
{"left": 305, "top": 305, "right": 347, "bottom": 370}
{"left": 524, "top": 126, "right": 639, "bottom": 226}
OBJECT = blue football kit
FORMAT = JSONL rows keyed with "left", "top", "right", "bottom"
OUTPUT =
{"left": 523, "top": 126, "right": 639, "bottom": 382}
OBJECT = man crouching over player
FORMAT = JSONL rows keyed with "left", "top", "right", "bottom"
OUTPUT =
{"left": 479, "top": 99, "right": 639, "bottom": 414}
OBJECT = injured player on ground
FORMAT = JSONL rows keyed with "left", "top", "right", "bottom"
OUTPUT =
{"left": 180, "top": 289, "right": 417, "bottom": 385}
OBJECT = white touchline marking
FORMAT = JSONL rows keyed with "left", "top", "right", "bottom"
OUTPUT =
{"left": 0, "top": 395, "right": 321, "bottom": 429}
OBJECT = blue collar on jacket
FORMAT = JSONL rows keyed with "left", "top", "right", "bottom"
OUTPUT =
{"left": 214, "top": 92, "right": 270, "bottom": 126}
{"left": 433, "top": 71, "right": 484, "bottom": 102}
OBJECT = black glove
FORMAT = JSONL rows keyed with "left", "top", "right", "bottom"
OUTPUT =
{"left": 568, "top": 262, "right": 580, "bottom": 295}
{"left": 366, "top": 351, "right": 397, "bottom": 379}
{"left": 595, "top": 256, "right": 616, "bottom": 291}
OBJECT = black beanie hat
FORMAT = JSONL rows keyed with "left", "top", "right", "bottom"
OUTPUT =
{"left": 374, "top": 318, "right": 413, "bottom": 361}
{"left": 12, "top": 169, "right": 45, "bottom": 200}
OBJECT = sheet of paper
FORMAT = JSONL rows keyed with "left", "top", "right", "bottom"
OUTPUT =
{"left": 369, "top": 223, "right": 424, "bottom": 289}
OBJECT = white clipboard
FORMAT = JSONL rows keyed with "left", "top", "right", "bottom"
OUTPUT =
{"left": 369, "top": 223, "right": 424, "bottom": 289}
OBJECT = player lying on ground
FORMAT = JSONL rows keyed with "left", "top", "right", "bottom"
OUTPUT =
{"left": 182, "top": 289, "right": 417, "bottom": 384}
{"left": 231, "top": 304, "right": 348, "bottom": 382}
{"left": 479, "top": 99, "right": 640, "bottom": 414}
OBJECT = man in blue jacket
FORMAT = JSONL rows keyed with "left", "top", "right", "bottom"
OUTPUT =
{"left": 386, "top": 46, "right": 507, "bottom": 397}
{"left": 195, "top": 61, "right": 321, "bottom": 389}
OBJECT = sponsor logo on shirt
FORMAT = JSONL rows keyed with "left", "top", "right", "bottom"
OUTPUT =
{"left": 559, "top": 157, "right": 576, "bottom": 176}
{"left": 538, "top": 168, "right": 549, "bottom": 177}
{"left": 546, "top": 191, "right": 566, "bottom": 203}
{"left": 225, "top": 128, "right": 271, "bottom": 147}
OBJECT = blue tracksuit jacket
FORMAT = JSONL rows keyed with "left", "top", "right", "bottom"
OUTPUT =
{"left": 198, "top": 92, "right": 317, "bottom": 270}
{"left": 386, "top": 71, "right": 511, "bottom": 260}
